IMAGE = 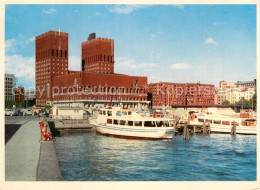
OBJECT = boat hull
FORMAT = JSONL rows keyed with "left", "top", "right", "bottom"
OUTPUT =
{"left": 94, "top": 123, "right": 175, "bottom": 139}
{"left": 210, "top": 125, "right": 256, "bottom": 135}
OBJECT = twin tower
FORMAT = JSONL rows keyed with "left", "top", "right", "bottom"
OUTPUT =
{"left": 35, "top": 30, "right": 115, "bottom": 105}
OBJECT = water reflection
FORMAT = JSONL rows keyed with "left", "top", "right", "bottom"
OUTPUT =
{"left": 54, "top": 131, "right": 256, "bottom": 181}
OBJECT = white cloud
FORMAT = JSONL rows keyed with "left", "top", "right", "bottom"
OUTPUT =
{"left": 170, "top": 63, "right": 192, "bottom": 70}
{"left": 5, "top": 38, "right": 16, "bottom": 53}
{"left": 29, "top": 36, "right": 35, "bottom": 42}
{"left": 42, "top": 8, "right": 57, "bottom": 14}
{"left": 204, "top": 37, "right": 217, "bottom": 45}
{"left": 108, "top": 5, "right": 150, "bottom": 14}
{"left": 6, "top": 35, "right": 35, "bottom": 53}
{"left": 69, "top": 56, "right": 81, "bottom": 71}
{"left": 5, "top": 55, "right": 35, "bottom": 87}
{"left": 115, "top": 57, "right": 157, "bottom": 69}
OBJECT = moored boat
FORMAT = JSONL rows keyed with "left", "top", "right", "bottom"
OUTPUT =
{"left": 189, "top": 112, "right": 257, "bottom": 135}
{"left": 89, "top": 107, "right": 176, "bottom": 139}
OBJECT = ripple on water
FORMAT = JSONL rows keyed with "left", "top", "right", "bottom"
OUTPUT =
{"left": 54, "top": 132, "right": 256, "bottom": 181}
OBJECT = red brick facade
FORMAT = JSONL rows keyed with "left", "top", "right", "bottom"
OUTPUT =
{"left": 35, "top": 31, "right": 69, "bottom": 105}
{"left": 148, "top": 82, "right": 215, "bottom": 107}
{"left": 15, "top": 87, "right": 25, "bottom": 103}
{"left": 81, "top": 36, "right": 114, "bottom": 74}
{"left": 35, "top": 31, "right": 147, "bottom": 105}
{"left": 35, "top": 31, "right": 215, "bottom": 107}
{"left": 52, "top": 72, "right": 147, "bottom": 102}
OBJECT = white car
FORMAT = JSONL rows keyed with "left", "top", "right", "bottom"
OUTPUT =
{"left": 20, "top": 109, "right": 35, "bottom": 116}
{"left": 5, "top": 109, "right": 16, "bottom": 116}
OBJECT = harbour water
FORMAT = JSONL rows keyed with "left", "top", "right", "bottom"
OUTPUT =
{"left": 54, "top": 131, "right": 256, "bottom": 181}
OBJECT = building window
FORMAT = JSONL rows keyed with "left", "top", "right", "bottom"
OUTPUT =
{"left": 60, "top": 50, "right": 62, "bottom": 57}
{"left": 100, "top": 55, "right": 102, "bottom": 61}
{"left": 65, "top": 50, "right": 67, "bottom": 58}
{"left": 107, "top": 56, "right": 109, "bottom": 62}
{"left": 104, "top": 55, "right": 106, "bottom": 61}
{"left": 56, "top": 50, "right": 58, "bottom": 57}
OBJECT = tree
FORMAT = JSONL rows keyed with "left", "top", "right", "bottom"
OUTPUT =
{"left": 252, "top": 93, "right": 257, "bottom": 111}
{"left": 222, "top": 100, "right": 230, "bottom": 105}
{"left": 234, "top": 97, "right": 251, "bottom": 107}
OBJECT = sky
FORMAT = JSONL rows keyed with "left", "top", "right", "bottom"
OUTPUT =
{"left": 5, "top": 4, "right": 256, "bottom": 89}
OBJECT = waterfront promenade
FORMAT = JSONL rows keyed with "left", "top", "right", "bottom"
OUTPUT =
{"left": 5, "top": 116, "right": 62, "bottom": 181}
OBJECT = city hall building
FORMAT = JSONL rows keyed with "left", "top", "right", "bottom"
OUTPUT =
{"left": 35, "top": 30, "right": 149, "bottom": 109}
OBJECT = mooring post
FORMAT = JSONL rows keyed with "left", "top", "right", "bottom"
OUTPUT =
{"left": 186, "top": 123, "right": 190, "bottom": 140}
{"left": 183, "top": 122, "right": 187, "bottom": 140}
{"left": 203, "top": 121, "right": 206, "bottom": 134}
{"left": 231, "top": 120, "right": 236, "bottom": 136}
{"left": 183, "top": 122, "right": 189, "bottom": 140}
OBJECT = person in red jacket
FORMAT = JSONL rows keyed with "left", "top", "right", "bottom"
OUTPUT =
{"left": 41, "top": 123, "right": 52, "bottom": 141}
{"left": 38, "top": 117, "right": 45, "bottom": 141}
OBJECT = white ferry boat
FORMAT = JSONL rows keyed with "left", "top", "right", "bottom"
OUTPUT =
{"left": 89, "top": 107, "right": 176, "bottom": 140}
{"left": 189, "top": 112, "right": 257, "bottom": 135}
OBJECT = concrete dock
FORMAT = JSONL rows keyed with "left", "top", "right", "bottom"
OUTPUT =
{"left": 5, "top": 116, "right": 62, "bottom": 181}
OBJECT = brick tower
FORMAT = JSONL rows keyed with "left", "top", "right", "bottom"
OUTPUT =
{"left": 81, "top": 33, "right": 114, "bottom": 74}
{"left": 35, "top": 30, "right": 69, "bottom": 105}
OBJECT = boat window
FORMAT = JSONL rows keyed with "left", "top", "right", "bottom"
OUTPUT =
{"left": 113, "top": 120, "right": 118, "bottom": 125}
{"left": 144, "top": 121, "right": 156, "bottom": 127}
{"left": 163, "top": 121, "right": 170, "bottom": 127}
{"left": 128, "top": 111, "right": 132, "bottom": 115}
{"left": 99, "top": 110, "right": 102, "bottom": 115}
{"left": 198, "top": 118, "right": 204, "bottom": 122}
{"left": 116, "top": 111, "right": 121, "bottom": 116}
{"left": 107, "top": 119, "right": 112, "bottom": 124}
{"left": 120, "top": 120, "right": 126, "bottom": 125}
{"left": 122, "top": 112, "right": 127, "bottom": 115}
{"left": 231, "top": 121, "right": 239, "bottom": 126}
{"left": 213, "top": 120, "right": 221, "bottom": 124}
{"left": 205, "top": 119, "right": 212, "bottom": 123}
{"left": 103, "top": 111, "right": 106, "bottom": 115}
{"left": 108, "top": 111, "right": 112, "bottom": 116}
{"left": 127, "top": 121, "right": 133, "bottom": 126}
{"left": 156, "top": 121, "right": 163, "bottom": 127}
{"left": 134, "top": 121, "right": 142, "bottom": 127}
{"left": 222, "top": 121, "right": 230, "bottom": 125}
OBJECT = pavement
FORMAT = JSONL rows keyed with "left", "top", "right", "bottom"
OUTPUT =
{"left": 37, "top": 141, "right": 62, "bottom": 181}
{"left": 5, "top": 116, "right": 62, "bottom": 181}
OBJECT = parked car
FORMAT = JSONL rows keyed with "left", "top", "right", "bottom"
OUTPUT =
{"left": 38, "top": 109, "right": 49, "bottom": 117}
{"left": 20, "top": 109, "right": 35, "bottom": 116}
{"left": 5, "top": 109, "right": 16, "bottom": 116}
{"left": 5, "top": 109, "right": 23, "bottom": 116}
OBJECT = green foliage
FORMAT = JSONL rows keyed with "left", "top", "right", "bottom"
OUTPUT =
{"left": 5, "top": 100, "right": 25, "bottom": 108}
{"left": 222, "top": 100, "right": 230, "bottom": 105}
{"left": 252, "top": 93, "right": 256, "bottom": 110}
{"left": 234, "top": 97, "right": 251, "bottom": 106}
